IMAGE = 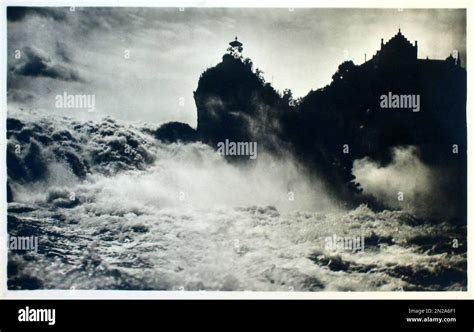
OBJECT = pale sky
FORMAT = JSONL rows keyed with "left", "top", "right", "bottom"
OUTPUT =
{"left": 7, "top": 8, "right": 466, "bottom": 127}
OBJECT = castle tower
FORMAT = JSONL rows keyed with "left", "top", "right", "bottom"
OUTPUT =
{"left": 228, "top": 37, "right": 243, "bottom": 57}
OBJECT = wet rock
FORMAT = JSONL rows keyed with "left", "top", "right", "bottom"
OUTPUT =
{"left": 131, "top": 224, "right": 149, "bottom": 233}
{"left": 364, "top": 231, "right": 395, "bottom": 247}
{"left": 153, "top": 122, "right": 197, "bottom": 143}
{"left": 308, "top": 252, "right": 349, "bottom": 271}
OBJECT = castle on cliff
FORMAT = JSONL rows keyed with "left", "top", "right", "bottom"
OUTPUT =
{"left": 364, "top": 29, "right": 461, "bottom": 69}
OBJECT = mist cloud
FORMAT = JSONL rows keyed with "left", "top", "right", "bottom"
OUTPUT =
{"left": 352, "top": 146, "right": 440, "bottom": 218}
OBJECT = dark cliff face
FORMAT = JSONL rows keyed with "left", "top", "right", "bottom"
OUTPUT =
{"left": 194, "top": 54, "right": 292, "bottom": 155}
{"left": 192, "top": 49, "right": 467, "bottom": 221}
{"left": 298, "top": 57, "right": 466, "bottom": 220}
{"left": 152, "top": 122, "right": 197, "bottom": 144}
{"left": 298, "top": 58, "right": 466, "bottom": 160}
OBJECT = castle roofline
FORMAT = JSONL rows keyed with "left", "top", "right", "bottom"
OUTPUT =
{"left": 382, "top": 29, "right": 417, "bottom": 48}
{"left": 229, "top": 37, "right": 243, "bottom": 47}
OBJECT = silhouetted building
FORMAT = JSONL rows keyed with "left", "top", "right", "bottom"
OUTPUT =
{"left": 228, "top": 37, "right": 243, "bottom": 57}
{"left": 366, "top": 29, "right": 461, "bottom": 69}
{"left": 229, "top": 37, "right": 243, "bottom": 49}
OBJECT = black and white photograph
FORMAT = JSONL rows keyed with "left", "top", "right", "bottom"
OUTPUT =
{"left": 5, "top": 6, "right": 467, "bottom": 292}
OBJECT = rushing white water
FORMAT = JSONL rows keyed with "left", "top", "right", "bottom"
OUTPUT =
{"left": 7, "top": 110, "right": 466, "bottom": 291}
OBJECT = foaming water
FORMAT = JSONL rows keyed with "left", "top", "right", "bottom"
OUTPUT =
{"left": 7, "top": 111, "right": 466, "bottom": 291}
